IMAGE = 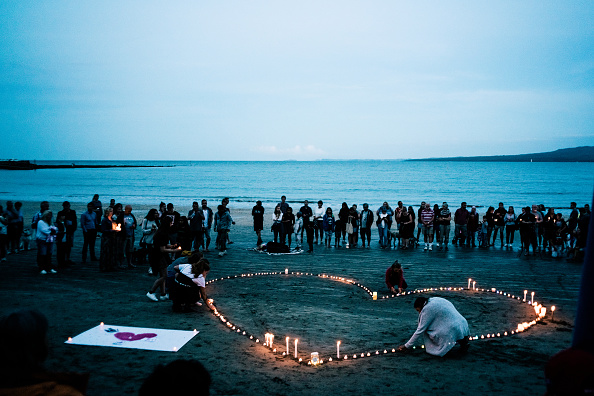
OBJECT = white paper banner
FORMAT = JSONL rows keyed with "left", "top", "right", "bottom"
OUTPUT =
{"left": 65, "top": 324, "right": 199, "bottom": 352}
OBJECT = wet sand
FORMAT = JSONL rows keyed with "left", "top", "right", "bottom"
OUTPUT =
{"left": 0, "top": 201, "right": 582, "bottom": 395}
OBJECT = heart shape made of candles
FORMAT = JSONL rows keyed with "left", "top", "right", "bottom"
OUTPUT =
{"left": 206, "top": 271, "right": 548, "bottom": 365}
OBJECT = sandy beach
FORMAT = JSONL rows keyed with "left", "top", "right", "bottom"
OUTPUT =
{"left": 0, "top": 200, "right": 582, "bottom": 395}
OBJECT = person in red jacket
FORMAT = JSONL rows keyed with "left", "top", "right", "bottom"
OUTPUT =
{"left": 385, "top": 261, "right": 408, "bottom": 294}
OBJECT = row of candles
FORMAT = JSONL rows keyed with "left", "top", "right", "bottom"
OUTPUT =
{"left": 207, "top": 271, "right": 556, "bottom": 365}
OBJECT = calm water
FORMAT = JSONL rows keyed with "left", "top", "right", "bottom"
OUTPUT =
{"left": 1, "top": 161, "right": 593, "bottom": 214}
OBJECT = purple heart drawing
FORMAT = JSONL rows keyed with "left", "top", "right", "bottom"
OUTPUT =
{"left": 114, "top": 332, "right": 158, "bottom": 342}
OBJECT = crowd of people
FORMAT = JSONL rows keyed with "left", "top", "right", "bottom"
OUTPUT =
{"left": 0, "top": 196, "right": 590, "bottom": 272}
{"left": 257, "top": 198, "right": 591, "bottom": 258}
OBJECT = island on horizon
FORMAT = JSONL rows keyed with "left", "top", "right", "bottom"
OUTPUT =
{"left": 407, "top": 146, "right": 594, "bottom": 162}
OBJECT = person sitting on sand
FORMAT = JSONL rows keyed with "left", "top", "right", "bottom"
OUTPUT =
{"left": 398, "top": 296, "right": 470, "bottom": 357}
{"left": 385, "top": 261, "right": 407, "bottom": 294}
{"left": 170, "top": 258, "right": 215, "bottom": 313}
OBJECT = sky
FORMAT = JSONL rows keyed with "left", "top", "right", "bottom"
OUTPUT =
{"left": 1, "top": 1, "right": 593, "bottom": 160}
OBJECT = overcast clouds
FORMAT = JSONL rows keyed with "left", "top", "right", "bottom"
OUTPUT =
{"left": 1, "top": 1, "right": 593, "bottom": 160}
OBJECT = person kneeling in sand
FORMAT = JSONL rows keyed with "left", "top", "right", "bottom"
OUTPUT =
{"left": 170, "top": 258, "right": 215, "bottom": 313}
{"left": 385, "top": 261, "right": 407, "bottom": 294}
{"left": 398, "top": 296, "right": 470, "bottom": 357}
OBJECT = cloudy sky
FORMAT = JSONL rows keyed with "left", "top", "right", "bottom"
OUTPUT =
{"left": 1, "top": 1, "right": 593, "bottom": 160}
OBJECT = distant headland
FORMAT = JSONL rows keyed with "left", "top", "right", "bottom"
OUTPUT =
{"left": 407, "top": 146, "right": 594, "bottom": 162}
{"left": 0, "top": 160, "right": 172, "bottom": 170}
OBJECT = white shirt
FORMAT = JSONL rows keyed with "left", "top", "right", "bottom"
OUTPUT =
{"left": 179, "top": 264, "right": 206, "bottom": 287}
{"left": 313, "top": 206, "right": 325, "bottom": 220}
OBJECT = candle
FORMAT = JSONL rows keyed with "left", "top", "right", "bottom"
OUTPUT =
{"left": 472, "top": 281, "right": 476, "bottom": 290}
{"left": 468, "top": 278, "right": 472, "bottom": 289}
{"left": 337, "top": 341, "right": 341, "bottom": 359}
{"left": 524, "top": 290, "right": 527, "bottom": 302}
{"left": 285, "top": 268, "right": 288, "bottom": 274}
{"left": 269, "top": 334, "right": 274, "bottom": 349}
{"left": 286, "top": 337, "right": 289, "bottom": 355}
{"left": 531, "top": 292, "right": 535, "bottom": 305}
{"left": 551, "top": 306, "right": 556, "bottom": 321}
{"left": 294, "top": 339, "right": 298, "bottom": 359}
{"left": 373, "top": 292, "right": 377, "bottom": 300}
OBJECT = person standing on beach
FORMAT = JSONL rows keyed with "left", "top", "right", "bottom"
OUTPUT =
{"left": 338, "top": 202, "right": 350, "bottom": 244}
{"left": 281, "top": 207, "right": 295, "bottom": 248}
{"left": 299, "top": 200, "right": 314, "bottom": 253}
{"left": 214, "top": 205, "right": 233, "bottom": 257}
{"left": 420, "top": 203, "right": 434, "bottom": 251}
{"left": 4, "top": 201, "right": 21, "bottom": 254}
{"left": 313, "top": 200, "right": 324, "bottom": 244}
{"left": 271, "top": 205, "right": 283, "bottom": 243}
{"left": 201, "top": 200, "right": 213, "bottom": 252}
{"left": 567, "top": 202, "right": 579, "bottom": 248}
{"left": 252, "top": 201, "right": 265, "bottom": 245}
{"left": 100, "top": 207, "right": 119, "bottom": 271}
{"left": 91, "top": 194, "right": 102, "bottom": 228}
{"left": 504, "top": 206, "right": 517, "bottom": 248}
{"left": 0, "top": 207, "right": 7, "bottom": 262}
{"left": 438, "top": 202, "right": 451, "bottom": 251}
{"left": 188, "top": 201, "right": 205, "bottom": 251}
{"left": 359, "top": 203, "right": 374, "bottom": 248}
{"left": 453, "top": 202, "right": 469, "bottom": 246}
{"left": 377, "top": 206, "right": 389, "bottom": 249}
{"left": 399, "top": 207, "right": 414, "bottom": 249}
{"left": 221, "top": 197, "right": 235, "bottom": 245}
{"left": 278, "top": 196, "right": 289, "bottom": 214}
{"left": 121, "top": 205, "right": 137, "bottom": 268}
{"left": 80, "top": 202, "right": 98, "bottom": 263}
{"left": 35, "top": 211, "right": 57, "bottom": 274}
{"left": 31, "top": 201, "right": 50, "bottom": 267}
{"left": 322, "top": 207, "right": 335, "bottom": 248}
{"left": 532, "top": 204, "right": 544, "bottom": 249}
{"left": 467, "top": 206, "right": 479, "bottom": 247}
{"left": 164, "top": 203, "right": 181, "bottom": 244}
{"left": 346, "top": 205, "right": 359, "bottom": 248}
{"left": 492, "top": 202, "right": 506, "bottom": 247}
{"left": 57, "top": 201, "right": 77, "bottom": 266}
{"left": 416, "top": 201, "right": 425, "bottom": 242}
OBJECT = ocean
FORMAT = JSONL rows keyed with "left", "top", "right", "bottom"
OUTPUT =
{"left": 1, "top": 161, "right": 593, "bottom": 214}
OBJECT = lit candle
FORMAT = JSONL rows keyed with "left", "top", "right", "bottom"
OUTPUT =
{"left": 285, "top": 268, "right": 288, "bottom": 274}
{"left": 472, "top": 281, "right": 476, "bottom": 290}
{"left": 286, "top": 337, "right": 289, "bottom": 355}
{"left": 337, "top": 341, "right": 341, "bottom": 359}
{"left": 524, "top": 290, "right": 527, "bottom": 302}
{"left": 551, "top": 306, "right": 556, "bottom": 321}
{"left": 294, "top": 339, "right": 298, "bottom": 359}
{"left": 531, "top": 292, "right": 535, "bottom": 305}
{"left": 468, "top": 278, "right": 472, "bottom": 289}
{"left": 372, "top": 292, "right": 377, "bottom": 300}
{"left": 269, "top": 334, "right": 274, "bottom": 349}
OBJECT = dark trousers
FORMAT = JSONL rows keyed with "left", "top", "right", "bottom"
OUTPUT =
{"left": 192, "top": 230, "right": 203, "bottom": 251}
{"left": 505, "top": 226, "right": 515, "bottom": 244}
{"left": 36, "top": 239, "right": 54, "bottom": 270}
{"left": 305, "top": 226, "right": 314, "bottom": 251}
{"left": 360, "top": 227, "right": 371, "bottom": 245}
{"left": 82, "top": 230, "right": 97, "bottom": 261}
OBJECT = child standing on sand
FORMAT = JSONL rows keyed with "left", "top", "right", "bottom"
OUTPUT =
{"left": 323, "top": 208, "right": 335, "bottom": 248}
